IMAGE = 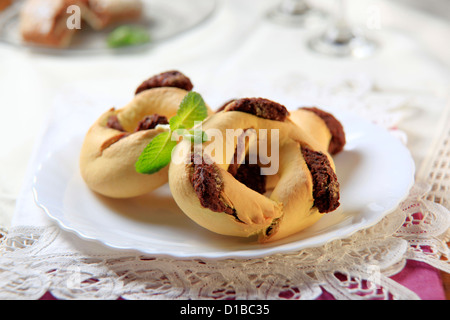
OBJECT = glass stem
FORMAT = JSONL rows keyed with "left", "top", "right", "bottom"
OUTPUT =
{"left": 327, "top": 0, "right": 354, "bottom": 44}
{"left": 278, "top": 0, "right": 309, "bottom": 15}
{"left": 336, "top": 0, "right": 349, "bottom": 29}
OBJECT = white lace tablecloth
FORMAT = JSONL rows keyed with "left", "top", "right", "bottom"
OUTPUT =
{"left": 0, "top": 0, "right": 449, "bottom": 300}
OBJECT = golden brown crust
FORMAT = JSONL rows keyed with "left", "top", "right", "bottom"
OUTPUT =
{"left": 80, "top": 87, "right": 191, "bottom": 198}
{"left": 301, "top": 107, "right": 346, "bottom": 155}
{"left": 169, "top": 100, "right": 342, "bottom": 242}
{"left": 80, "top": 70, "right": 213, "bottom": 199}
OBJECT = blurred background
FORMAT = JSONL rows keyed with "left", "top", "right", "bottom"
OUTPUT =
{"left": 394, "top": 0, "right": 450, "bottom": 20}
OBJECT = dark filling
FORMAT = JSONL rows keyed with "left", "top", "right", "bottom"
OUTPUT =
{"left": 134, "top": 114, "right": 169, "bottom": 132}
{"left": 106, "top": 114, "right": 168, "bottom": 132}
{"left": 135, "top": 70, "right": 194, "bottom": 95}
{"left": 226, "top": 130, "right": 247, "bottom": 177}
{"left": 191, "top": 154, "right": 235, "bottom": 215}
{"left": 226, "top": 129, "right": 267, "bottom": 195}
{"left": 225, "top": 98, "right": 289, "bottom": 122}
{"left": 216, "top": 99, "right": 236, "bottom": 113}
{"left": 265, "top": 218, "right": 280, "bottom": 237}
{"left": 301, "top": 147, "right": 340, "bottom": 213}
{"left": 106, "top": 115, "right": 125, "bottom": 132}
{"left": 227, "top": 155, "right": 240, "bottom": 177}
{"left": 232, "top": 163, "right": 267, "bottom": 195}
{"left": 301, "top": 107, "right": 346, "bottom": 155}
{"left": 104, "top": 114, "right": 168, "bottom": 152}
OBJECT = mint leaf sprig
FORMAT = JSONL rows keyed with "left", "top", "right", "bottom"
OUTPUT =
{"left": 169, "top": 91, "right": 208, "bottom": 131}
{"left": 135, "top": 92, "right": 208, "bottom": 174}
{"left": 107, "top": 25, "right": 151, "bottom": 48}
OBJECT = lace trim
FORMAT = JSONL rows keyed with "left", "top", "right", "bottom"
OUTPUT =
{"left": 418, "top": 104, "right": 450, "bottom": 210}
{"left": 0, "top": 182, "right": 448, "bottom": 300}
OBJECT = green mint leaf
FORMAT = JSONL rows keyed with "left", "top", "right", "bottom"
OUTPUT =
{"left": 188, "top": 129, "right": 208, "bottom": 143}
{"left": 169, "top": 92, "right": 208, "bottom": 131}
{"left": 135, "top": 131, "right": 177, "bottom": 174}
{"left": 135, "top": 92, "right": 209, "bottom": 174}
{"left": 107, "top": 25, "right": 151, "bottom": 48}
{"left": 172, "top": 128, "right": 208, "bottom": 144}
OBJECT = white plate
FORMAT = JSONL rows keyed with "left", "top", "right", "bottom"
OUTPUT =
{"left": 32, "top": 111, "right": 415, "bottom": 259}
{"left": 0, "top": 0, "right": 216, "bottom": 53}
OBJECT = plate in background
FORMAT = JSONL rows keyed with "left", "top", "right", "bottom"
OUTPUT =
{"left": 0, "top": 0, "right": 217, "bottom": 53}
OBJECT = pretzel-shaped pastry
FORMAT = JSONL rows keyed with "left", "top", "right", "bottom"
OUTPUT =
{"left": 80, "top": 71, "right": 209, "bottom": 198}
{"left": 169, "top": 98, "right": 345, "bottom": 242}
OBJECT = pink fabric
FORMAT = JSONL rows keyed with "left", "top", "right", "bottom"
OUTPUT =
{"left": 39, "top": 260, "right": 446, "bottom": 300}
{"left": 390, "top": 260, "right": 446, "bottom": 300}
{"left": 317, "top": 260, "right": 446, "bottom": 300}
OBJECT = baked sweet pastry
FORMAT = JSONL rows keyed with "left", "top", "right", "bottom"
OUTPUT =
{"left": 80, "top": 71, "right": 211, "bottom": 199}
{"left": 169, "top": 98, "right": 345, "bottom": 242}
{"left": 289, "top": 106, "right": 346, "bottom": 156}
{"left": 20, "top": 0, "right": 76, "bottom": 47}
{"left": 79, "top": 0, "right": 143, "bottom": 31}
{"left": 0, "top": 0, "right": 12, "bottom": 12}
{"left": 19, "top": 0, "right": 143, "bottom": 48}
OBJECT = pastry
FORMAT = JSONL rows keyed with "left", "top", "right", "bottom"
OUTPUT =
{"left": 79, "top": 0, "right": 143, "bottom": 31}
{"left": 169, "top": 98, "right": 345, "bottom": 242}
{"left": 80, "top": 71, "right": 211, "bottom": 199}
{"left": 19, "top": 0, "right": 143, "bottom": 48}
{"left": 20, "top": 0, "right": 77, "bottom": 47}
{"left": 290, "top": 106, "right": 346, "bottom": 155}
